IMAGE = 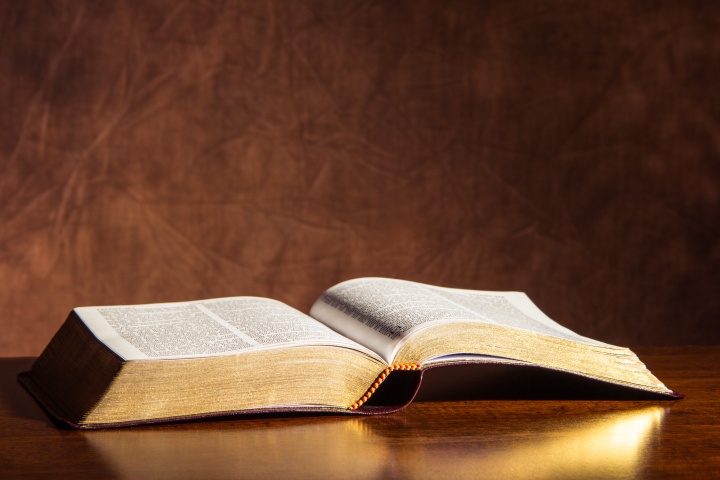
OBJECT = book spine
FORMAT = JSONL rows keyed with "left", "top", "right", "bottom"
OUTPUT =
{"left": 350, "top": 363, "right": 420, "bottom": 410}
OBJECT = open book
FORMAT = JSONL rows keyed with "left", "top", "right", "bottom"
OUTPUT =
{"left": 19, "top": 278, "right": 679, "bottom": 428}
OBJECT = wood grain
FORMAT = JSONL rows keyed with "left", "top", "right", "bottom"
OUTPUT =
{"left": 1, "top": 347, "right": 718, "bottom": 479}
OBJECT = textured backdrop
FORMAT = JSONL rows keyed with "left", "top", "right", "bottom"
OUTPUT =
{"left": 1, "top": 1, "right": 719, "bottom": 356}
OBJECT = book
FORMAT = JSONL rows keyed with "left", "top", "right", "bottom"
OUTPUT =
{"left": 18, "top": 277, "right": 679, "bottom": 428}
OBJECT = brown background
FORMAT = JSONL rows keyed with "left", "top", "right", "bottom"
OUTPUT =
{"left": 1, "top": 1, "right": 718, "bottom": 356}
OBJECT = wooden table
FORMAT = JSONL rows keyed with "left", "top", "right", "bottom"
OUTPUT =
{"left": 1, "top": 346, "right": 718, "bottom": 479}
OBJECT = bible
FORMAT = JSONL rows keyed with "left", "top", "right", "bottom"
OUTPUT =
{"left": 18, "top": 278, "right": 679, "bottom": 428}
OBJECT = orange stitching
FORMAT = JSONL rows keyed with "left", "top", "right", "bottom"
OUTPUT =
{"left": 350, "top": 363, "right": 420, "bottom": 410}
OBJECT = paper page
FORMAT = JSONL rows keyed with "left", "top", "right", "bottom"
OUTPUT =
{"left": 310, "top": 278, "right": 609, "bottom": 363}
{"left": 76, "top": 297, "right": 382, "bottom": 361}
{"left": 422, "top": 354, "right": 530, "bottom": 365}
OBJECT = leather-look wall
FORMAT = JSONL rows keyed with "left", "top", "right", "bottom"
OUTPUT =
{"left": 2, "top": 1, "right": 718, "bottom": 355}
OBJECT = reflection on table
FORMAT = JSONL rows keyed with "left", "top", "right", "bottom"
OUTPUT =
{"left": 84, "top": 405, "right": 666, "bottom": 479}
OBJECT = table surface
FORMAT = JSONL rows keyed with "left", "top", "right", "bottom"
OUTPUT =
{"left": 1, "top": 346, "right": 718, "bottom": 479}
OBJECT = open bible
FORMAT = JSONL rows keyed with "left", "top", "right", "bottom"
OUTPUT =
{"left": 19, "top": 278, "right": 679, "bottom": 428}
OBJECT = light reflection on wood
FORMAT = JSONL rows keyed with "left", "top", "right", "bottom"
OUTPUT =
{"left": 83, "top": 406, "right": 666, "bottom": 479}
{"left": 389, "top": 407, "right": 666, "bottom": 479}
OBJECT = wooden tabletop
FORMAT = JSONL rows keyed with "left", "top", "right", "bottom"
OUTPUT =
{"left": 1, "top": 346, "right": 718, "bottom": 479}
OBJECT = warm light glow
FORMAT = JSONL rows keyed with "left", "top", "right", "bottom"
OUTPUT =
{"left": 397, "top": 406, "right": 667, "bottom": 479}
{"left": 85, "top": 419, "right": 392, "bottom": 480}
{"left": 84, "top": 406, "right": 666, "bottom": 479}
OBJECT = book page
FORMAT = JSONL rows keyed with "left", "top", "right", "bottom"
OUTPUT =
{"left": 76, "top": 297, "right": 382, "bottom": 361}
{"left": 310, "top": 278, "right": 609, "bottom": 363}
